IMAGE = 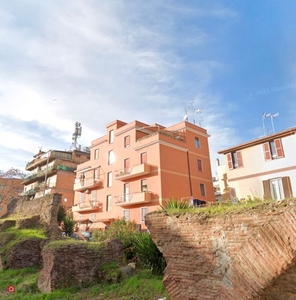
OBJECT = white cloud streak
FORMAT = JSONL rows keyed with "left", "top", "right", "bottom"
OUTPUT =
{"left": 0, "top": 0, "right": 239, "bottom": 172}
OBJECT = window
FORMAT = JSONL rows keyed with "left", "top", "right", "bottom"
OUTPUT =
{"left": 141, "top": 179, "right": 148, "bottom": 192}
{"left": 109, "top": 130, "right": 114, "bottom": 143}
{"left": 124, "top": 183, "right": 130, "bottom": 202}
{"left": 263, "top": 139, "right": 284, "bottom": 161}
{"left": 226, "top": 151, "right": 243, "bottom": 170}
{"left": 107, "top": 195, "right": 112, "bottom": 211}
{"left": 197, "top": 159, "right": 203, "bottom": 171}
{"left": 140, "top": 152, "right": 147, "bottom": 164}
{"left": 195, "top": 137, "right": 200, "bottom": 148}
{"left": 124, "top": 135, "right": 130, "bottom": 148}
{"left": 124, "top": 158, "right": 130, "bottom": 173}
{"left": 80, "top": 193, "right": 85, "bottom": 203}
{"left": 263, "top": 176, "right": 292, "bottom": 200}
{"left": 107, "top": 172, "right": 112, "bottom": 187}
{"left": 94, "top": 149, "right": 99, "bottom": 159}
{"left": 108, "top": 150, "right": 115, "bottom": 164}
{"left": 123, "top": 209, "right": 130, "bottom": 221}
{"left": 90, "top": 213, "right": 96, "bottom": 221}
{"left": 91, "top": 190, "right": 97, "bottom": 201}
{"left": 200, "top": 183, "right": 206, "bottom": 196}
{"left": 140, "top": 207, "right": 148, "bottom": 222}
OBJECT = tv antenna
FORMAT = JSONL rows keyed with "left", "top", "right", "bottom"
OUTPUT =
{"left": 184, "top": 102, "right": 202, "bottom": 126}
{"left": 71, "top": 122, "right": 82, "bottom": 150}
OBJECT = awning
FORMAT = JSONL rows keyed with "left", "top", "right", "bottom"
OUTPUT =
{"left": 76, "top": 219, "right": 93, "bottom": 224}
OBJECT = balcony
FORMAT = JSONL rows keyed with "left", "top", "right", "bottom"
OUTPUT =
{"left": 74, "top": 178, "right": 102, "bottom": 192}
{"left": 115, "top": 163, "right": 151, "bottom": 180}
{"left": 26, "top": 151, "right": 73, "bottom": 171}
{"left": 23, "top": 164, "right": 76, "bottom": 185}
{"left": 72, "top": 201, "right": 103, "bottom": 213}
{"left": 115, "top": 192, "right": 152, "bottom": 207}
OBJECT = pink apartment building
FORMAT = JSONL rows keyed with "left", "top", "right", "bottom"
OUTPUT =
{"left": 72, "top": 119, "right": 215, "bottom": 231}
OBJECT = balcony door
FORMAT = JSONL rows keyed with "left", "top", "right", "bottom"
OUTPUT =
{"left": 270, "top": 178, "right": 284, "bottom": 201}
{"left": 124, "top": 158, "right": 130, "bottom": 173}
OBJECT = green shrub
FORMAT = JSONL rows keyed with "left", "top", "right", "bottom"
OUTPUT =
{"left": 133, "top": 232, "right": 166, "bottom": 275}
{"left": 92, "top": 218, "right": 138, "bottom": 261}
{"left": 159, "top": 198, "right": 190, "bottom": 211}
{"left": 57, "top": 205, "right": 66, "bottom": 225}
{"left": 61, "top": 213, "right": 76, "bottom": 237}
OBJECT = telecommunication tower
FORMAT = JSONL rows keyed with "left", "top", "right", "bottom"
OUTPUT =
{"left": 71, "top": 122, "right": 82, "bottom": 150}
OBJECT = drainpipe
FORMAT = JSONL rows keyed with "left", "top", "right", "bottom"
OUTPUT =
{"left": 186, "top": 151, "right": 193, "bottom": 197}
{"left": 43, "top": 150, "right": 51, "bottom": 197}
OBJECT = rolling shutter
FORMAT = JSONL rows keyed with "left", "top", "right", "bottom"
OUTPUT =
{"left": 263, "top": 143, "right": 271, "bottom": 161}
{"left": 226, "top": 153, "right": 233, "bottom": 170}
{"left": 275, "top": 139, "right": 284, "bottom": 158}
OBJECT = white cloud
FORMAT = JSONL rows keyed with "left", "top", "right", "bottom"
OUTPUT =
{"left": 0, "top": 0, "right": 240, "bottom": 173}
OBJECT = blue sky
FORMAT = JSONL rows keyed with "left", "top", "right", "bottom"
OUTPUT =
{"left": 0, "top": 1, "right": 295, "bottom": 177}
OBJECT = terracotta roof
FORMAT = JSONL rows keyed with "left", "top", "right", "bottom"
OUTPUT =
{"left": 218, "top": 127, "right": 296, "bottom": 154}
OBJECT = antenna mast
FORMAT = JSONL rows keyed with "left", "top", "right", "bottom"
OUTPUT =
{"left": 71, "top": 122, "right": 82, "bottom": 150}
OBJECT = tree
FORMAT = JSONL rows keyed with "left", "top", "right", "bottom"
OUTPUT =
{"left": 0, "top": 168, "right": 26, "bottom": 206}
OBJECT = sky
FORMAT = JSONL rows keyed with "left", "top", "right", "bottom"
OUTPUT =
{"left": 1, "top": 0, "right": 296, "bottom": 177}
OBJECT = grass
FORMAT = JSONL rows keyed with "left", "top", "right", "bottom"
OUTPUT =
{"left": 0, "top": 267, "right": 170, "bottom": 300}
{"left": 0, "top": 227, "right": 48, "bottom": 268}
{"left": 158, "top": 197, "right": 275, "bottom": 217}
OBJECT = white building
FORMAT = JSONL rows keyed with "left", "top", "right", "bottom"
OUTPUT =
{"left": 217, "top": 127, "right": 296, "bottom": 201}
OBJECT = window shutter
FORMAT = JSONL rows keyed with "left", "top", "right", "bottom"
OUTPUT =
{"left": 262, "top": 180, "right": 271, "bottom": 200}
{"left": 237, "top": 151, "right": 243, "bottom": 167}
{"left": 226, "top": 153, "right": 233, "bottom": 169}
{"left": 263, "top": 143, "right": 271, "bottom": 161}
{"left": 282, "top": 177, "right": 292, "bottom": 198}
{"left": 274, "top": 139, "right": 284, "bottom": 158}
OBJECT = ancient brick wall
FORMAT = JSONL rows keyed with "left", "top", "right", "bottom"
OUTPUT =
{"left": 6, "top": 193, "right": 62, "bottom": 237}
{"left": 38, "top": 238, "right": 124, "bottom": 292}
{"left": 145, "top": 200, "right": 296, "bottom": 300}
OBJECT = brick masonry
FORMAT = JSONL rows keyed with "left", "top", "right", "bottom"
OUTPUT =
{"left": 145, "top": 200, "right": 296, "bottom": 300}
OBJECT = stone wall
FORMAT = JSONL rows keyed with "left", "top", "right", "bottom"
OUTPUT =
{"left": 38, "top": 238, "right": 124, "bottom": 292}
{"left": 145, "top": 200, "right": 296, "bottom": 300}
{"left": 6, "top": 238, "right": 46, "bottom": 269}
{"left": 5, "top": 193, "right": 62, "bottom": 237}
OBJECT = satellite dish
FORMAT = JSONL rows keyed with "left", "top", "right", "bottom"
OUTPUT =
{"left": 183, "top": 114, "right": 188, "bottom": 121}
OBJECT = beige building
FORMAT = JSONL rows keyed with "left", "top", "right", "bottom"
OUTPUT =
{"left": 217, "top": 127, "right": 296, "bottom": 200}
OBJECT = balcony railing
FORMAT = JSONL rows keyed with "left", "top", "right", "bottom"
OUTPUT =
{"left": 26, "top": 151, "right": 73, "bottom": 170}
{"left": 23, "top": 164, "right": 76, "bottom": 184}
{"left": 74, "top": 178, "right": 102, "bottom": 192}
{"left": 72, "top": 201, "right": 103, "bottom": 212}
{"left": 115, "top": 163, "right": 151, "bottom": 180}
{"left": 115, "top": 192, "right": 152, "bottom": 206}
{"left": 137, "top": 129, "right": 186, "bottom": 142}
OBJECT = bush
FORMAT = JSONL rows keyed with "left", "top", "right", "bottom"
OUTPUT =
{"left": 57, "top": 205, "right": 66, "bottom": 226}
{"left": 92, "top": 218, "right": 138, "bottom": 261}
{"left": 159, "top": 198, "right": 190, "bottom": 211}
{"left": 61, "top": 213, "right": 76, "bottom": 237}
{"left": 133, "top": 232, "right": 166, "bottom": 275}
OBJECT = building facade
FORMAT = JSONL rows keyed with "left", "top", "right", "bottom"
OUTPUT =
{"left": 22, "top": 149, "right": 90, "bottom": 210}
{"left": 72, "top": 119, "right": 215, "bottom": 231}
{"left": 0, "top": 177, "right": 23, "bottom": 218}
{"left": 217, "top": 127, "right": 296, "bottom": 200}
